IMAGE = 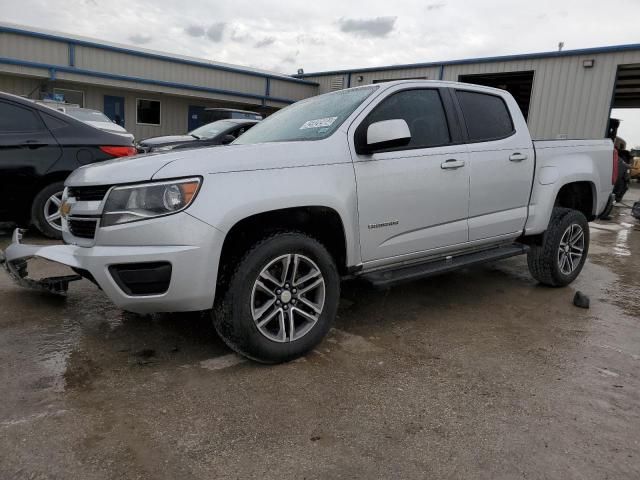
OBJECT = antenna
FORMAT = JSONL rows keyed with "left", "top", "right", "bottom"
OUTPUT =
{"left": 558, "top": 42, "right": 564, "bottom": 52}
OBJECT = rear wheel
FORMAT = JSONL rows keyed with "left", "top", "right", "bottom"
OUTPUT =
{"left": 213, "top": 232, "right": 340, "bottom": 363}
{"left": 527, "top": 207, "right": 589, "bottom": 287}
{"left": 31, "top": 182, "right": 65, "bottom": 239}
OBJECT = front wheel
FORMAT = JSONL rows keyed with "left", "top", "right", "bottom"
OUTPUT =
{"left": 527, "top": 207, "right": 589, "bottom": 287}
{"left": 213, "top": 232, "right": 340, "bottom": 363}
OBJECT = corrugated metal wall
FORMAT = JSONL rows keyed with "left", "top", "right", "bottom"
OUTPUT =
{"left": 303, "top": 50, "right": 640, "bottom": 140}
{"left": 4, "top": 24, "right": 640, "bottom": 141}
{"left": 0, "top": 27, "right": 318, "bottom": 139}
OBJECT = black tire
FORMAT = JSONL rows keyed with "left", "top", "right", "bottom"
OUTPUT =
{"left": 31, "top": 181, "right": 65, "bottom": 239}
{"left": 527, "top": 207, "right": 589, "bottom": 287}
{"left": 213, "top": 232, "right": 340, "bottom": 364}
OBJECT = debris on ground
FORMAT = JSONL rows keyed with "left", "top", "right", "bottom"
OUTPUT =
{"left": 573, "top": 291, "right": 590, "bottom": 309}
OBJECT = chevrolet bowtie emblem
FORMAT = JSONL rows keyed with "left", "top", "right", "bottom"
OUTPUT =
{"left": 60, "top": 201, "right": 72, "bottom": 218}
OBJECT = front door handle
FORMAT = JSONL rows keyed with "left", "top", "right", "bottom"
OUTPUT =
{"left": 22, "top": 140, "right": 47, "bottom": 149}
{"left": 441, "top": 159, "right": 465, "bottom": 170}
{"left": 509, "top": 152, "right": 528, "bottom": 162}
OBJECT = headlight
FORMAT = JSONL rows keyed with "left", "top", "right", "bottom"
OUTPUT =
{"left": 101, "top": 177, "right": 201, "bottom": 227}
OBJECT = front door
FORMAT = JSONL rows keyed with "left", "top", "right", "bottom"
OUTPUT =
{"left": 103, "top": 95, "right": 125, "bottom": 127}
{"left": 351, "top": 88, "right": 470, "bottom": 264}
{"left": 188, "top": 105, "right": 206, "bottom": 131}
{"left": 0, "top": 100, "right": 62, "bottom": 221}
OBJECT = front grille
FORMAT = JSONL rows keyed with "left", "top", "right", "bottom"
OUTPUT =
{"left": 67, "top": 185, "right": 111, "bottom": 202}
{"left": 68, "top": 218, "right": 98, "bottom": 239}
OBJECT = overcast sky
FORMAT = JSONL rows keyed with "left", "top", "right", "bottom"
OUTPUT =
{"left": 3, "top": 0, "right": 640, "bottom": 143}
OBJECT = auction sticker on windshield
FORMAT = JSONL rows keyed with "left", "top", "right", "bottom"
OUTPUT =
{"left": 300, "top": 117, "right": 338, "bottom": 129}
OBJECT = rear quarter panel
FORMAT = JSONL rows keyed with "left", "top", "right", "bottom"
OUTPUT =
{"left": 525, "top": 139, "right": 613, "bottom": 235}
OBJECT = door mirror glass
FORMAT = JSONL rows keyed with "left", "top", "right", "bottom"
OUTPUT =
{"left": 365, "top": 119, "right": 411, "bottom": 153}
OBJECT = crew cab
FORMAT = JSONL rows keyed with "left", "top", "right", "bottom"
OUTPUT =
{"left": 1, "top": 81, "right": 615, "bottom": 363}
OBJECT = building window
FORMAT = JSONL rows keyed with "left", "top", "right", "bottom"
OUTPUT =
{"left": 53, "top": 88, "right": 84, "bottom": 107}
{"left": 136, "top": 99, "right": 161, "bottom": 126}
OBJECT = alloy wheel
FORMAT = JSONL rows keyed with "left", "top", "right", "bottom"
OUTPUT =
{"left": 251, "top": 253, "right": 326, "bottom": 343}
{"left": 43, "top": 191, "right": 64, "bottom": 232}
{"left": 557, "top": 223, "right": 584, "bottom": 275}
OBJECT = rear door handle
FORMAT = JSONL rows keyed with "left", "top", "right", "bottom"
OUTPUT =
{"left": 441, "top": 159, "right": 465, "bottom": 170}
{"left": 509, "top": 152, "right": 528, "bottom": 162}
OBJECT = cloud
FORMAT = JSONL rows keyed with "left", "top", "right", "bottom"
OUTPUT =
{"left": 206, "top": 22, "right": 226, "bottom": 42}
{"left": 128, "top": 33, "right": 152, "bottom": 44}
{"left": 185, "top": 25, "right": 205, "bottom": 37}
{"left": 338, "top": 16, "right": 397, "bottom": 38}
{"left": 255, "top": 36, "right": 276, "bottom": 48}
{"left": 426, "top": 3, "right": 445, "bottom": 10}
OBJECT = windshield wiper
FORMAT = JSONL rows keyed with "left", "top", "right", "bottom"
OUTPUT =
{"left": 190, "top": 134, "right": 201, "bottom": 140}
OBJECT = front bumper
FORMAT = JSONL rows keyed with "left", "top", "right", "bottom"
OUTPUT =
{"left": 1, "top": 214, "right": 224, "bottom": 314}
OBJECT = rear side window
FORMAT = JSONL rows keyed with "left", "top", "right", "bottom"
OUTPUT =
{"left": 456, "top": 91, "right": 514, "bottom": 142}
{"left": 362, "top": 89, "right": 451, "bottom": 150}
{"left": 0, "top": 101, "right": 44, "bottom": 132}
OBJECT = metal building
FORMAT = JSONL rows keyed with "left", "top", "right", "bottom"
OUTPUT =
{"left": 0, "top": 23, "right": 318, "bottom": 139}
{"left": 2, "top": 21, "right": 640, "bottom": 142}
{"left": 297, "top": 45, "right": 640, "bottom": 141}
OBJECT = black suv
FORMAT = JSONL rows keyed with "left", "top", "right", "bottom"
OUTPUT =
{"left": 0, "top": 92, "right": 137, "bottom": 238}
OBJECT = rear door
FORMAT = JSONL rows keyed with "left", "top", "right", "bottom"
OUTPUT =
{"left": 351, "top": 87, "right": 470, "bottom": 264}
{"left": 0, "top": 100, "right": 62, "bottom": 220}
{"left": 454, "top": 89, "right": 534, "bottom": 241}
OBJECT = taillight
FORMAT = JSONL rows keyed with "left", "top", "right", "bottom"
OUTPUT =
{"left": 99, "top": 146, "right": 137, "bottom": 158}
{"left": 612, "top": 148, "right": 619, "bottom": 185}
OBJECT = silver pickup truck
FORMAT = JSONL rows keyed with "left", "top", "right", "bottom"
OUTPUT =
{"left": 2, "top": 80, "right": 615, "bottom": 363}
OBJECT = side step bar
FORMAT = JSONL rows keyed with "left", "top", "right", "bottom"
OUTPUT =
{"left": 361, "top": 243, "right": 530, "bottom": 288}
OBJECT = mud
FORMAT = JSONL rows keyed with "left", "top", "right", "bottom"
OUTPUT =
{"left": 1, "top": 186, "right": 639, "bottom": 479}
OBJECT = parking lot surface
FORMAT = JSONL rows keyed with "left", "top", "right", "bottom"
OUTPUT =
{"left": 1, "top": 187, "right": 639, "bottom": 480}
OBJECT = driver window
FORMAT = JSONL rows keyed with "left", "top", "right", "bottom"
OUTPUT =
{"left": 363, "top": 89, "right": 451, "bottom": 150}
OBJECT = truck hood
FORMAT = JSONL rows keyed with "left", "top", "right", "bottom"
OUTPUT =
{"left": 66, "top": 138, "right": 348, "bottom": 187}
{"left": 66, "top": 152, "right": 187, "bottom": 186}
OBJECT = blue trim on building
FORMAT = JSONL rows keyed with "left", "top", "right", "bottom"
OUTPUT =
{"left": 0, "top": 56, "right": 296, "bottom": 104}
{"left": 296, "top": 43, "right": 640, "bottom": 78}
{"left": 438, "top": 65, "right": 444, "bottom": 80}
{"left": 0, "top": 25, "right": 318, "bottom": 86}
{"left": 68, "top": 43, "right": 75, "bottom": 67}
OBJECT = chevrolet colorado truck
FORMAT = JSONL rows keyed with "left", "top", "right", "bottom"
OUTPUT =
{"left": 1, "top": 81, "right": 616, "bottom": 363}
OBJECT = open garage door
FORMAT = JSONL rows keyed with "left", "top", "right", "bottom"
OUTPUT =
{"left": 612, "top": 64, "right": 640, "bottom": 109}
{"left": 458, "top": 71, "right": 534, "bottom": 121}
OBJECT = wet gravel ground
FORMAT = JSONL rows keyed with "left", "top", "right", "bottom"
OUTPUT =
{"left": 1, "top": 186, "right": 639, "bottom": 480}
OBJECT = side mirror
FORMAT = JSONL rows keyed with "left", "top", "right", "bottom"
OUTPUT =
{"left": 366, "top": 119, "right": 411, "bottom": 153}
{"left": 220, "top": 134, "right": 236, "bottom": 145}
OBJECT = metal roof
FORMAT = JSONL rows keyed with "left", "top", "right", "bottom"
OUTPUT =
{"left": 296, "top": 43, "right": 640, "bottom": 78}
{"left": 0, "top": 22, "right": 317, "bottom": 86}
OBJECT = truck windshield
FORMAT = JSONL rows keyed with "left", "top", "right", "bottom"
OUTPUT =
{"left": 234, "top": 86, "right": 377, "bottom": 144}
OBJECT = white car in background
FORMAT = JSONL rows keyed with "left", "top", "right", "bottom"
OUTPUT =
{"left": 36, "top": 101, "right": 134, "bottom": 141}
{"left": 58, "top": 107, "right": 134, "bottom": 141}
